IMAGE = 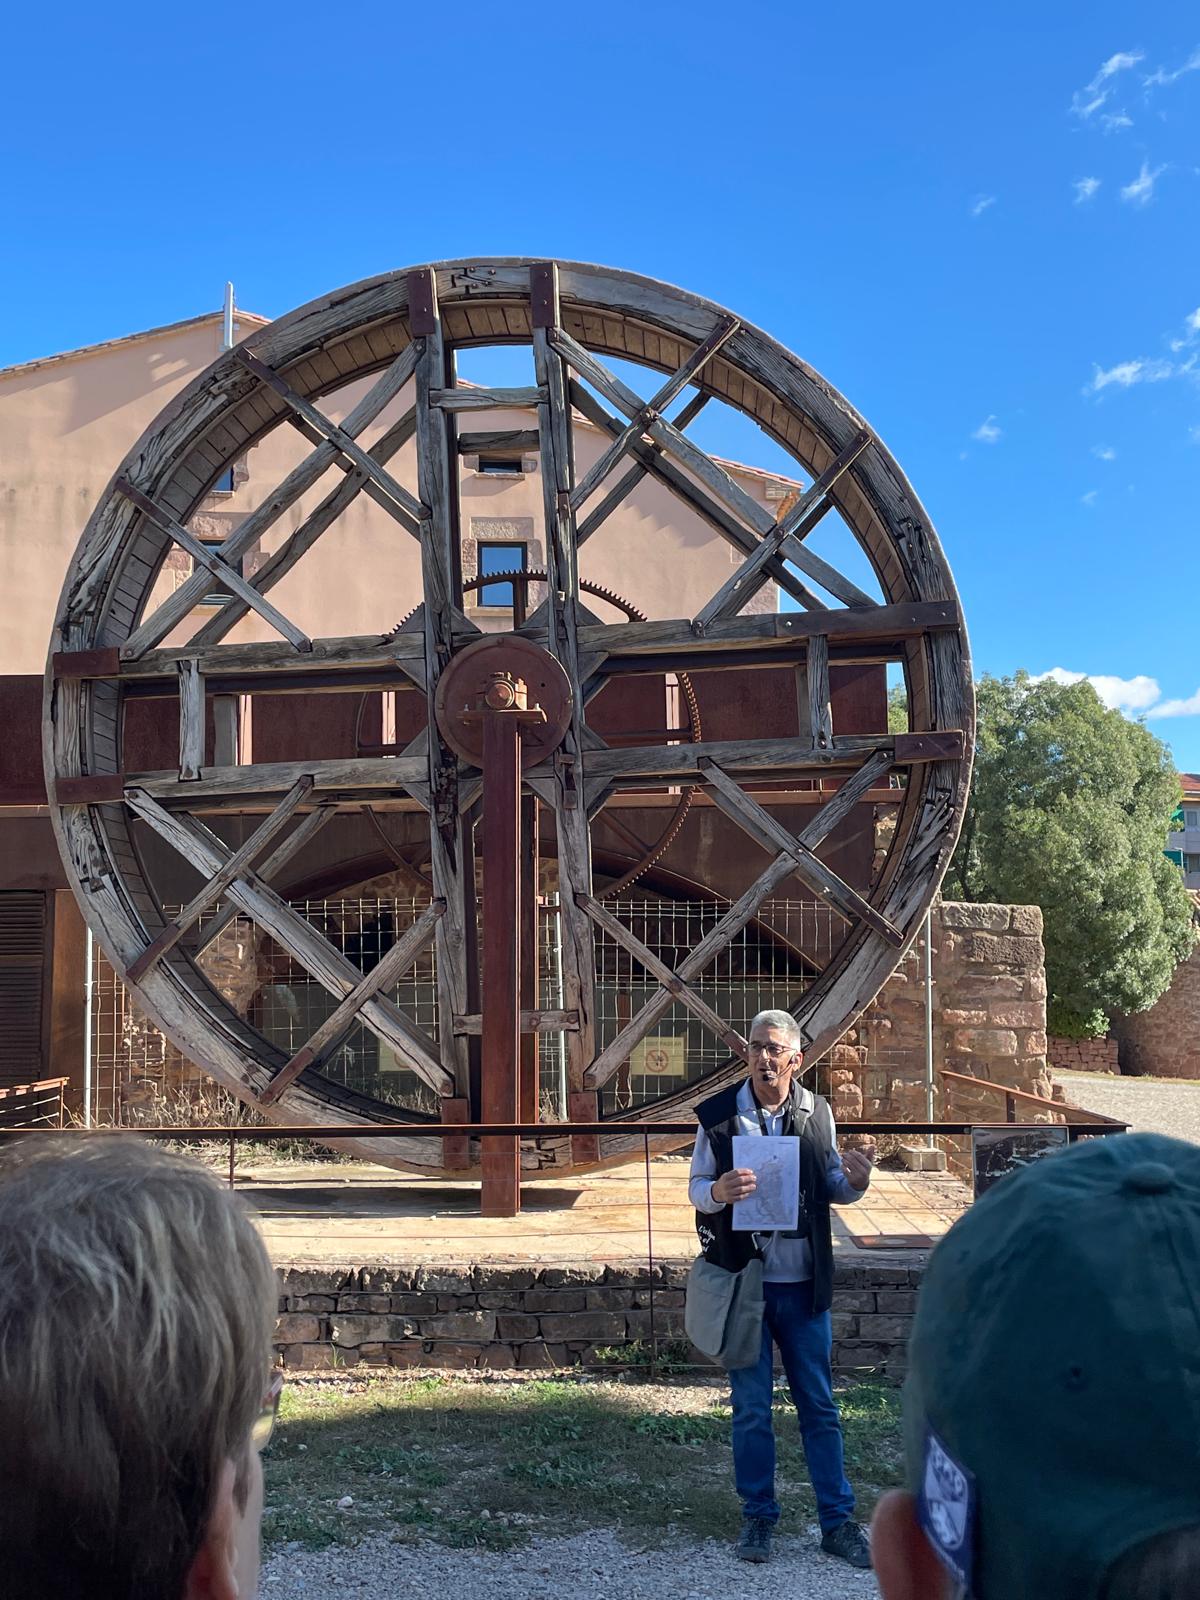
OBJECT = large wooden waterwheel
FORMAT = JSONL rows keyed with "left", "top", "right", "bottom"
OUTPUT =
{"left": 45, "top": 259, "right": 972, "bottom": 1206}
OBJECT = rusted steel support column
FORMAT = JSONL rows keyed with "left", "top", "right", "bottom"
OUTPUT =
{"left": 519, "top": 795, "right": 540, "bottom": 1125}
{"left": 480, "top": 706, "right": 523, "bottom": 1217}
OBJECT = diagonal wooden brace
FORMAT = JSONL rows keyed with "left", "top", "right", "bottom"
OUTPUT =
{"left": 569, "top": 318, "right": 739, "bottom": 514}
{"left": 576, "top": 892, "right": 748, "bottom": 1056}
{"left": 128, "top": 776, "right": 315, "bottom": 983}
{"left": 691, "top": 430, "right": 874, "bottom": 630}
{"left": 260, "top": 898, "right": 445, "bottom": 1106}
{"left": 237, "top": 348, "right": 428, "bottom": 528}
{"left": 701, "top": 759, "right": 903, "bottom": 946}
{"left": 576, "top": 393, "right": 709, "bottom": 546}
{"left": 116, "top": 480, "right": 313, "bottom": 652}
{"left": 123, "top": 789, "right": 452, "bottom": 1092}
{"left": 193, "top": 802, "right": 338, "bottom": 956}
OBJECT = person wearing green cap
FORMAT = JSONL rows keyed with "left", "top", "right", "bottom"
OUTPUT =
{"left": 870, "top": 1130, "right": 1200, "bottom": 1599}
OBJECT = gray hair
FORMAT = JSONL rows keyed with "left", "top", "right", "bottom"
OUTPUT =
{"left": 749, "top": 1010, "right": 804, "bottom": 1046}
{"left": 1100, "top": 1526, "right": 1200, "bottom": 1599}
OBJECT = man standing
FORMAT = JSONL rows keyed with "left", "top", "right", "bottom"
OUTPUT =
{"left": 690, "top": 1008, "right": 874, "bottom": 1569}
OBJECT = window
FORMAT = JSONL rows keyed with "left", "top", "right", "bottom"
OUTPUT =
{"left": 213, "top": 467, "right": 236, "bottom": 493}
{"left": 1186, "top": 854, "right": 1200, "bottom": 874}
{"left": 477, "top": 541, "right": 527, "bottom": 607}
{"left": 1185, "top": 808, "right": 1200, "bottom": 830}
{"left": 476, "top": 456, "right": 524, "bottom": 477}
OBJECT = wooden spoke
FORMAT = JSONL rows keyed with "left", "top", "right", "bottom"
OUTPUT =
{"left": 807, "top": 634, "right": 833, "bottom": 752}
{"left": 573, "top": 730, "right": 962, "bottom": 786}
{"left": 453, "top": 1009, "right": 579, "bottom": 1035}
{"left": 700, "top": 759, "right": 903, "bottom": 946}
{"left": 193, "top": 801, "right": 338, "bottom": 956}
{"left": 569, "top": 318, "right": 738, "bottom": 515}
{"left": 124, "top": 787, "right": 452, "bottom": 1092}
{"left": 457, "top": 429, "right": 540, "bottom": 454}
{"left": 410, "top": 270, "right": 473, "bottom": 1095}
{"left": 115, "top": 480, "right": 313, "bottom": 653}
{"left": 191, "top": 407, "right": 420, "bottom": 649}
{"left": 577, "top": 892, "right": 748, "bottom": 1056}
{"left": 260, "top": 898, "right": 446, "bottom": 1106}
{"left": 127, "top": 777, "right": 315, "bottom": 983}
{"left": 128, "top": 754, "right": 430, "bottom": 801}
{"left": 567, "top": 380, "right": 827, "bottom": 610}
{"left": 531, "top": 263, "right": 597, "bottom": 1088}
{"left": 692, "top": 430, "right": 874, "bottom": 629}
{"left": 576, "top": 392, "right": 709, "bottom": 546}
{"left": 236, "top": 348, "right": 427, "bottom": 529}
{"left": 121, "top": 344, "right": 420, "bottom": 659}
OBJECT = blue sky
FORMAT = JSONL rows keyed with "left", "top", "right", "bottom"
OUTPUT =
{"left": 4, "top": 3, "right": 1198, "bottom": 770}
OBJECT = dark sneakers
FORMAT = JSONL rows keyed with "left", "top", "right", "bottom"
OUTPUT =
{"left": 735, "top": 1516, "right": 774, "bottom": 1563}
{"left": 820, "top": 1519, "right": 872, "bottom": 1569}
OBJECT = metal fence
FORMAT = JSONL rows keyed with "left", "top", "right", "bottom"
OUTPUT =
{"left": 87, "top": 894, "right": 852, "bottom": 1125}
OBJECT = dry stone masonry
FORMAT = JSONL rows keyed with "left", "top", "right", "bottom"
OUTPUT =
{"left": 274, "top": 1258, "right": 920, "bottom": 1380}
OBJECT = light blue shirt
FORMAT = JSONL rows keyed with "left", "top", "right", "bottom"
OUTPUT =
{"left": 688, "top": 1079, "right": 864, "bottom": 1283}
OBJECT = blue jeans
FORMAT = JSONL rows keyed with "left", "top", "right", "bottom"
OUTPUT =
{"left": 728, "top": 1279, "right": 854, "bottom": 1531}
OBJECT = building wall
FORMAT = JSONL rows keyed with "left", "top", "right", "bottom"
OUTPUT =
{"left": 1047, "top": 1035, "right": 1120, "bottom": 1074}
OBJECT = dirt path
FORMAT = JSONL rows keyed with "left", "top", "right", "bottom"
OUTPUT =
{"left": 1058, "top": 1072, "right": 1200, "bottom": 1145}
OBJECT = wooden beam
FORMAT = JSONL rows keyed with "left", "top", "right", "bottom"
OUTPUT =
{"left": 567, "top": 379, "right": 827, "bottom": 610}
{"left": 429, "top": 386, "right": 547, "bottom": 412}
{"left": 808, "top": 633, "right": 832, "bottom": 752}
{"left": 260, "top": 898, "right": 445, "bottom": 1106}
{"left": 127, "top": 777, "right": 315, "bottom": 983}
{"left": 126, "top": 753, "right": 431, "bottom": 801}
{"left": 193, "top": 802, "right": 337, "bottom": 955}
{"left": 691, "top": 430, "right": 873, "bottom": 629}
{"left": 115, "top": 480, "right": 313, "bottom": 653}
{"left": 457, "top": 429, "right": 540, "bottom": 454}
{"left": 452, "top": 1009, "right": 580, "bottom": 1035}
{"left": 410, "top": 270, "right": 472, "bottom": 1098}
{"left": 123, "top": 789, "right": 452, "bottom": 1092}
{"left": 191, "top": 408, "right": 419, "bottom": 648}
{"left": 236, "top": 348, "right": 427, "bottom": 527}
{"left": 119, "top": 343, "right": 421, "bottom": 659}
{"left": 573, "top": 731, "right": 963, "bottom": 784}
{"left": 575, "top": 392, "right": 709, "bottom": 546}
{"left": 577, "top": 892, "right": 748, "bottom": 1056}
{"left": 177, "top": 660, "right": 204, "bottom": 780}
{"left": 531, "top": 262, "right": 598, "bottom": 1092}
{"left": 569, "top": 317, "right": 739, "bottom": 514}
{"left": 700, "top": 760, "right": 903, "bottom": 946}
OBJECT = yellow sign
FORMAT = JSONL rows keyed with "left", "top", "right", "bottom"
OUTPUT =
{"left": 631, "top": 1035, "right": 687, "bottom": 1078}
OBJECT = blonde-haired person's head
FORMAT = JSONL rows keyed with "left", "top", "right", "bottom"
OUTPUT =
{"left": 0, "top": 1136, "right": 278, "bottom": 1599}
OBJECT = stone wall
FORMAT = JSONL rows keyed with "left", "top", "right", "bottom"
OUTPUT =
{"left": 1048, "top": 1035, "right": 1120, "bottom": 1074}
{"left": 827, "top": 901, "right": 1053, "bottom": 1126}
{"left": 1112, "top": 937, "right": 1200, "bottom": 1079}
{"left": 274, "top": 1258, "right": 919, "bottom": 1381}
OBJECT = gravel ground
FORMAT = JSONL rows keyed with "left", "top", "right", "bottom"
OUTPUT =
{"left": 1057, "top": 1072, "right": 1200, "bottom": 1145}
{"left": 261, "top": 1527, "right": 878, "bottom": 1599}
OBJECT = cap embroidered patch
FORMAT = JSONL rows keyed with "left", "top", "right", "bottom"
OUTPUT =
{"left": 917, "top": 1426, "right": 976, "bottom": 1596}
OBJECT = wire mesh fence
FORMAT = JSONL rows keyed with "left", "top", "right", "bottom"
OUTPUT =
{"left": 87, "top": 893, "right": 889, "bottom": 1128}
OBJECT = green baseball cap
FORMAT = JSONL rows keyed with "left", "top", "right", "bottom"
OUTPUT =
{"left": 903, "top": 1131, "right": 1200, "bottom": 1598}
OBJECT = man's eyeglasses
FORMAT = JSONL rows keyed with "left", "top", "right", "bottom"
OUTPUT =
{"left": 748, "top": 1041, "right": 795, "bottom": 1060}
{"left": 251, "top": 1370, "right": 284, "bottom": 1455}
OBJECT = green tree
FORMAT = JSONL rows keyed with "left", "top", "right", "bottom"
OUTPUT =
{"left": 887, "top": 683, "right": 908, "bottom": 733}
{"left": 947, "top": 672, "right": 1195, "bottom": 1037}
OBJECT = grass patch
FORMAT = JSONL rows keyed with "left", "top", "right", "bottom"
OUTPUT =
{"left": 263, "top": 1371, "right": 903, "bottom": 1552}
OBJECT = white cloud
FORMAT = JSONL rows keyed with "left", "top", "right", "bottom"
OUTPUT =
{"left": 1101, "top": 110, "right": 1134, "bottom": 131}
{"left": 1120, "top": 161, "right": 1167, "bottom": 205}
{"left": 1153, "top": 690, "right": 1200, "bottom": 717}
{"left": 1087, "top": 357, "right": 1174, "bottom": 392}
{"left": 1189, "top": 425, "right": 1200, "bottom": 444}
{"left": 1071, "top": 49, "right": 1145, "bottom": 118}
{"left": 1035, "top": 667, "right": 1163, "bottom": 714}
{"left": 1034, "top": 668, "right": 1200, "bottom": 720}
{"left": 1073, "top": 176, "right": 1102, "bottom": 203}
{"left": 1081, "top": 489, "right": 1099, "bottom": 506}
{"left": 971, "top": 415, "right": 1002, "bottom": 443}
{"left": 970, "top": 194, "right": 996, "bottom": 218}
{"left": 1188, "top": 309, "right": 1200, "bottom": 334}
{"left": 1091, "top": 444, "right": 1117, "bottom": 460}
{"left": 1144, "top": 47, "right": 1200, "bottom": 89}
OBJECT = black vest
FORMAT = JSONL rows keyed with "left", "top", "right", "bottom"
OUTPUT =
{"left": 694, "top": 1079, "right": 836, "bottom": 1315}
